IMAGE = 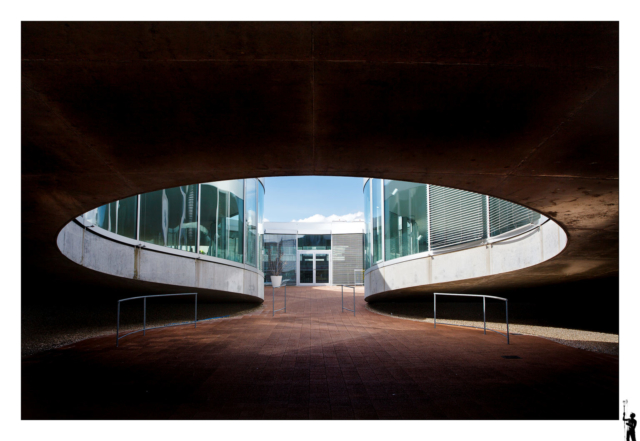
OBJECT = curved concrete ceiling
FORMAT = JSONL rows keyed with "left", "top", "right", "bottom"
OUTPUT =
{"left": 21, "top": 22, "right": 618, "bottom": 299}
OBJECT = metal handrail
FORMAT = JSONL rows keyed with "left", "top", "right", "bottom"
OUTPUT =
{"left": 116, "top": 293, "right": 197, "bottom": 347}
{"left": 340, "top": 285, "right": 356, "bottom": 316}
{"left": 353, "top": 269, "right": 364, "bottom": 286}
{"left": 434, "top": 293, "right": 510, "bottom": 344}
{"left": 271, "top": 282, "right": 287, "bottom": 316}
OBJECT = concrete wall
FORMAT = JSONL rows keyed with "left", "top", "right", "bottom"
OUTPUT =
{"left": 365, "top": 220, "right": 567, "bottom": 299}
{"left": 57, "top": 221, "right": 264, "bottom": 301}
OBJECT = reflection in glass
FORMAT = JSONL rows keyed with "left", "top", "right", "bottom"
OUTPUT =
{"left": 245, "top": 179, "right": 257, "bottom": 267}
{"left": 315, "top": 253, "right": 330, "bottom": 283}
{"left": 263, "top": 234, "right": 297, "bottom": 285}
{"left": 258, "top": 182, "right": 265, "bottom": 271}
{"left": 85, "top": 195, "right": 138, "bottom": 239}
{"left": 139, "top": 185, "right": 198, "bottom": 252}
{"left": 372, "top": 178, "right": 383, "bottom": 263}
{"left": 298, "top": 234, "right": 331, "bottom": 250}
{"left": 198, "top": 180, "right": 244, "bottom": 263}
{"left": 384, "top": 180, "right": 429, "bottom": 260}
{"left": 300, "top": 254, "right": 314, "bottom": 283}
{"left": 364, "top": 180, "right": 371, "bottom": 269}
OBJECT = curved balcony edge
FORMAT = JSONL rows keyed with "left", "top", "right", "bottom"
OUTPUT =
{"left": 364, "top": 219, "right": 567, "bottom": 301}
{"left": 57, "top": 220, "right": 265, "bottom": 302}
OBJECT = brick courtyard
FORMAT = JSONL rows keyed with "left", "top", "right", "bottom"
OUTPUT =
{"left": 22, "top": 286, "right": 618, "bottom": 419}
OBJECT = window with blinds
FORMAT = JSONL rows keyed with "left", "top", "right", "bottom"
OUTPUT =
{"left": 489, "top": 197, "right": 541, "bottom": 237}
{"left": 332, "top": 234, "right": 365, "bottom": 285}
{"left": 429, "top": 185, "right": 486, "bottom": 250}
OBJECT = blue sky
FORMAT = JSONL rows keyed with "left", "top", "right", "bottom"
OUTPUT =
{"left": 263, "top": 176, "right": 364, "bottom": 223}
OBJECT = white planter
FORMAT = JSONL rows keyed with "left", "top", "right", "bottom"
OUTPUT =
{"left": 271, "top": 276, "right": 283, "bottom": 288}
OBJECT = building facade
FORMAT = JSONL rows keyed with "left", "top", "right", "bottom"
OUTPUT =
{"left": 263, "top": 221, "right": 365, "bottom": 286}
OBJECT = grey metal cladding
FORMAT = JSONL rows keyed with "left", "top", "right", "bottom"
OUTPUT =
{"left": 332, "top": 233, "right": 365, "bottom": 285}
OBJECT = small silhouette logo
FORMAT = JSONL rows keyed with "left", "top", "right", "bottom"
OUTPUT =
{"left": 624, "top": 400, "right": 637, "bottom": 441}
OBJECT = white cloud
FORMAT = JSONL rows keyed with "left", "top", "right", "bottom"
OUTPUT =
{"left": 292, "top": 211, "right": 364, "bottom": 223}
{"left": 263, "top": 218, "right": 270, "bottom": 223}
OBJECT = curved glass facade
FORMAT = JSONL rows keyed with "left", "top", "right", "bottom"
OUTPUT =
{"left": 364, "top": 180, "right": 371, "bottom": 270}
{"left": 84, "top": 178, "right": 265, "bottom": 269}
{"left": 84, "top": 195, "right": 138, "bottom": 240}
{"left": 198, "top": 180, "right": 244, "bottom": 262}
{"left": 364, "top": 178, "right": 544, "bottom": 270}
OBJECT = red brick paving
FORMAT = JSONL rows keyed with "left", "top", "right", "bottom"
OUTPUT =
{"left": 22, "top": 286, "right": 618, "bottom": 419}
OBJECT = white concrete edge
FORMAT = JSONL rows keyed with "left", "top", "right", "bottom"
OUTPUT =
{"left": 59, "top": 220, "right": 265, "bottom": 301}
{"left": 364, "top": 219, "right": 568, "bottom": 298}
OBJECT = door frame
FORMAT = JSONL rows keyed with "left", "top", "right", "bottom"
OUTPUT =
{"left": 296, "top": 250, "right": 332, "bottom": 286}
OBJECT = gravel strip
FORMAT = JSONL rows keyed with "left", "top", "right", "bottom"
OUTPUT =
{"left": 365, "top": 304, "right": 619, "bottom": 356}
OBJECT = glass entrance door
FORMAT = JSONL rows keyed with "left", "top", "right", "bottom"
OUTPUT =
{"left": 297, "top": 251, "right": 331, "bottom": 285}
{"left": 300, "top": 254, "right": 314, "bottom": 284}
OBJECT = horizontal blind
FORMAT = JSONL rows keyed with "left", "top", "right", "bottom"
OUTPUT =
{"left": 332, "top": 234, "right": 364, "bottom": 285}
{"left": 489, "top": 197, "right": 541, "bottom": 237}
{"left": 429, "top": 185, "right": 485, "bottom": 250}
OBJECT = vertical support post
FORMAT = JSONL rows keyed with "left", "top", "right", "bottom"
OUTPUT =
{"left": 380, "top": 179, "right": 385, "bottom": 263}
{"left": 272, "top": 285, "right": 275, "bottom": 317}
{"left": 195, "top": 293, "right": 198, "bottom": 328}
{"left": 196, "top": 184, "right": 201, "bottom": 253}
{"left": 215, "top": 187, "right": 220, "bottom": 257}
{"left": 506, "top": 299, "right": 510, "bottom": 345}
{"left": 353, "top": 287, "right": 355, "bottom": 317}
{"left": 116, "top": 301, "right": 120, "bottom": 347}
{"left": 426, "top": 184, "right": 432, "bottom": 252}
{"left": 136, "top": 194, "right": 141, "bottom": 241}
{"left": 369, "top": 181, "right": 373, "bottom": 268}
{"left": 483, "top": 296, "right": 486, "bottom": 335}
{"left": 243, "top": 179, "right": 247, "bottom": 265}
{"left": 143, "top": 297, "right": 146, "bottom": 336}
{"left": 433, "top": 294, "right": 436, "bottom": 328}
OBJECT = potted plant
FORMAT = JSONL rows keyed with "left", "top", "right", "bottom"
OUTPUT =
{"left": 267, "top": 241, "right": 284, "bottom": 287}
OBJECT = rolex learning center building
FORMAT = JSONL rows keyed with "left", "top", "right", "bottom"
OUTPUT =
{"left": 57, "top": 176, "right": 565, "bottom": 300}
{"left": 23, "top": 21, "right": 619, "bottom": 422}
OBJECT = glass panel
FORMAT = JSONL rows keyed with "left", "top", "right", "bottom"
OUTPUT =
{"left": 245, "top": 179, "right": 257, "bottom": 267}
{"left": 217, "top": 190, "right": 228, "bottom": 258}
{"left": 489, "top": 196, "right": 541, "bottom": 237}
{"left": 429, "top": 185, "right": 484, "bottom": 250}
{"left": 139, "top": 185, "right": 198, "bottom": 252}
{"left": 300, "top": 254, "right": 314, "bottom": 283}
{"left": 297, "top": 234, "right": 331, "bottom": 250}
{"left": 384, "top": 180, "right": 429, "bottom": 260}
{"left": 263, "top": 234, "right": 297, "bottom": 285}
{"left": 372, "top": 178, "right": 383, "bottom": 263}
{"left": 258, "top": 181, "right": 265, "bottom": 271}
{"left": 206, "top": 180, "right": 244, "bottom": 263}
{"left": 315, "top": 254, "right": 330, "bottom": 283}
{"left": 364, "top": 180, "right": 371, "bottom": 269}
{"left": 84, "top": 195, "right": 137, "bottom": 239}
{"left": 198, "top": 183, "right": 218, "bottom": 257}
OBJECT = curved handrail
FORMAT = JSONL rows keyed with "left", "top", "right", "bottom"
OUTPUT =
{"left": 340, "top": 285, "right": 357, "bottom": 316}
{"left": 434, "top": 293, "right": 510, "bottom": 344}
{"left": 116, "top": 293, "right": 197, "bottom": 347}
